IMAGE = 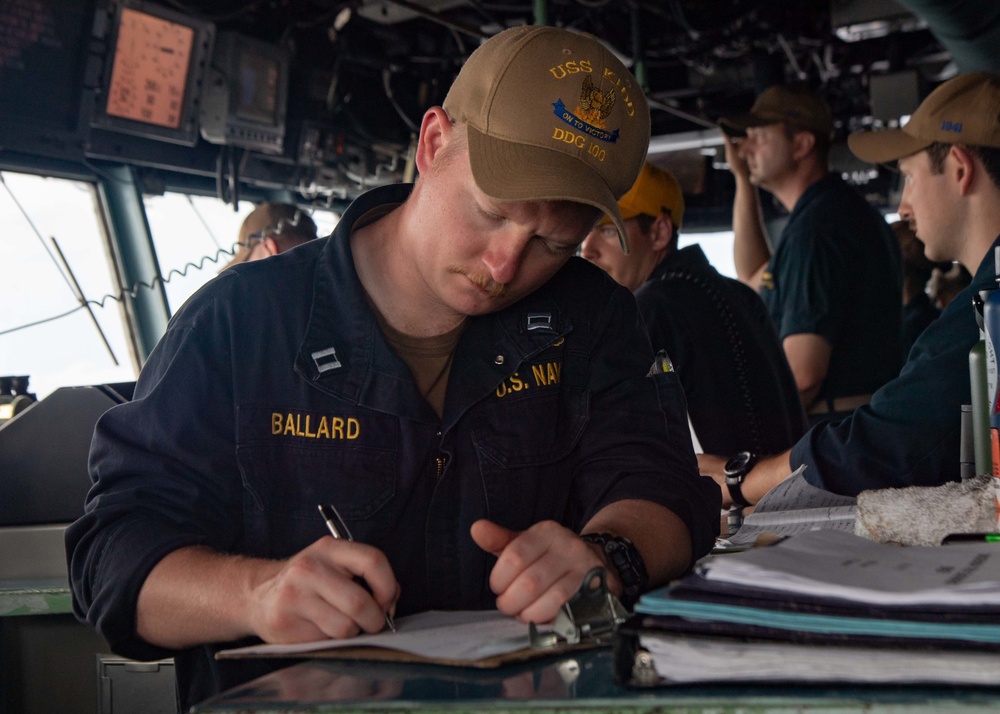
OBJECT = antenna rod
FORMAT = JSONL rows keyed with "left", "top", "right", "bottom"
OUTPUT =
{"left": 51, "top": 237, "right": 120, "bottom": 366}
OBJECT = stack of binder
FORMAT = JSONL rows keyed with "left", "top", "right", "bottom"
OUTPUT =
{"left": 615, "top": 530, "right": 1000, "bottom": 687}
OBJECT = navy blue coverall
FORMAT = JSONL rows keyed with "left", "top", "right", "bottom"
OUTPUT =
{"left": 67, "top": 184, "right": 721, "bottom": 709}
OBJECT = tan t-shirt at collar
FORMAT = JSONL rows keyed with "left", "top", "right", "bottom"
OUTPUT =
{"left": 373, "top": 309, "right": 465, "bottom": 419}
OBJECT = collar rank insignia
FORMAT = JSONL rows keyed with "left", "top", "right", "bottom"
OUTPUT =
{"left": 311, "top": 346, "right": 343, "bottom": 373}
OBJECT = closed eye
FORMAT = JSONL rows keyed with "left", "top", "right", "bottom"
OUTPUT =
{"left": 476, "top": 204, "right": 506, "bottom": 225}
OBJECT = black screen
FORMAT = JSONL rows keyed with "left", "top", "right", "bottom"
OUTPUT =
{"left": 0, "top": 0, "right": 94, "bottom": 132}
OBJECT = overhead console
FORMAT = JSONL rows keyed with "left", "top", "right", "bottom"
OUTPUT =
{"left": 90, "top": 0, "right": 292, "bottom": 156}
{"left": 0, "top": 0, "right": 304, "bottom": 198}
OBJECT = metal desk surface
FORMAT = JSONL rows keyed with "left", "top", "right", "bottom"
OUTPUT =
{"left": 192, "top": 648, "right": 1000, "bottom": 714}
{"left": 0, "top": 524, "right": 74, "bottom": 618}
{"left": 0, "top": 579, "right": 73, "bottom": 617}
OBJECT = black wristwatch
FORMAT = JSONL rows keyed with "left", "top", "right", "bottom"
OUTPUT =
{"left": 580, "top": 533, "right": 648, "bottom": 608}
{"left": 723, "top": 450, "right": 758, "bottom": 508}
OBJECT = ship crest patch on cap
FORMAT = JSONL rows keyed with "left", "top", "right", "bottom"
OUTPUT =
{"left": 551, "top": 73, "right": 626, "bottom": 159}
{"left": 563, "top": 75, "right": 617, "bottom": 138}
{"left": 578, "top": 75, "right": 616, "bottom": 130}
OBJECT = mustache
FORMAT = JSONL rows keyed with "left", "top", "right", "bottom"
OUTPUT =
{"left": 449, "top": 267, "right": 509, "bottom": 299}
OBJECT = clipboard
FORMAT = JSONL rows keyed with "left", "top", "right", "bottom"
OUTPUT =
{"left": 217, "top": 567, "right": 628, "bottom": 668}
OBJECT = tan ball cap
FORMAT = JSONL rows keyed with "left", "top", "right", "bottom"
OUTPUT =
{"left": 443, "top": 25, "right": 650, "bottom": 254}
{"left": 719, "top": 84, "right": 834, "bottom": 140}
{"left": 848, "top": 71, "right": 1000, "bottom": 164}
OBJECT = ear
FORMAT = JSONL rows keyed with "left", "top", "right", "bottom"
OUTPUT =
{"left": 415, "top": 107, "right": 454, "bottom": 175}
{"left": 950, "top": 144, "right": 976, "bottom": 195}
{"left": 262, "top": 237, "right": 280, "bottom": 256}
{"left": 648, "top": 213, "right": 676, "bottom": 252}
{"left": 792, "top": 130, "right": 816, "bottom": 161}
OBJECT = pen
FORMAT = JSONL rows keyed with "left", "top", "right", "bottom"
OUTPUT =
{"left": 317, "top": 503, "right": 396, "bottom": 633}
{"left": 941, "top": 533, "right": 1000, "bottom": 544}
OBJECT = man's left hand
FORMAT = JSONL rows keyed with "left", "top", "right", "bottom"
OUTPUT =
{"left": 470, "top": 519, "right": 615, "bottom": 623}
{"left": 698, "top": 451, "right": 795, "bottom": 508}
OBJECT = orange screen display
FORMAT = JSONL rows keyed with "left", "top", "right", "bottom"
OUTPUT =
{"left": 105, "top": 7, "right": 194, "bottom": 129}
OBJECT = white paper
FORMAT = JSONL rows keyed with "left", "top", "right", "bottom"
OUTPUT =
{"left": 217, "top": 610, "right": 532, "bottom": 661}
{"left": 639, "top": 634, "right": 1000, "bottom": 685}
{"left": 702, "top": 529, "right": 1000, "bottom": 606}
{"left": 753, "top": 466, "right": 857, "bottom": 511}
{"left": 726, "top": 467, "right": 857, "bottom": 547}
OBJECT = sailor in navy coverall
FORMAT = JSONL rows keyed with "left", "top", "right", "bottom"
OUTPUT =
{"left": 66, "top": 26, "right": 720, "bottom": 710}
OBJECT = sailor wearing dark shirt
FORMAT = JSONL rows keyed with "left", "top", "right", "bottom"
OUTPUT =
{"left": 720, "top": 84, "right": 903, "bottom": 422}
{"left": 700, "top": 72, "right": 1000, "bottom": 507}
{"left": 67, "top": 27, "right": 720, "bottom": 710}
{"left": 581, "top": 162, "right": 807, "bottom": 457}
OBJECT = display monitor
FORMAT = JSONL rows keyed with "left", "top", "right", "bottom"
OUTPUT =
{"left": 199, "top": 31, "right": 289, "bottom": 154}
{"left": 91, "top": 0, "right": 214, "bottom": 145}
{"left": 236, "top": 47, "right": 281, "bottom": 125}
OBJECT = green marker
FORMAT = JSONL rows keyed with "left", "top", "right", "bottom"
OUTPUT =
{"left": 941, "top": 533, "right": 1000, "bottom": 544}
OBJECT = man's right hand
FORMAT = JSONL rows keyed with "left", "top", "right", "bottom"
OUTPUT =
{"left": 723, "top": 133, "right": 750, "bottom": 182}
{"left": 724, "top": 130, "right": 772, "bottom": 287}
{"left": 135, "top": 539, "right": 399, "bottom": 650}
{"left": 248, "top": 537, "right": 400, "bottom": 643}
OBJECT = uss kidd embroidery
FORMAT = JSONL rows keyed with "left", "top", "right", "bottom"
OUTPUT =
{"left": 549, "top": 62, "right": 634, "bottom": 162}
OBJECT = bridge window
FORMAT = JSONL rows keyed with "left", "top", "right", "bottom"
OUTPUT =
{"left": 144, "top": 194, "right": 340, "bottom": 314}
{"left": 0, "top": 171, "right": 137, "bottom": 400}
{"left": 144, "top": 194, "right": 255, "bottom": 314}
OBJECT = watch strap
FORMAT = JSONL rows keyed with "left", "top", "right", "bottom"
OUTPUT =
{"left": 724, "top": 450, "right": 758, "bottom": 508}
{"left": 725, "top": 478, "right": 752, "bottom": 508}
{"left": 580, "top": 532, "right": 648, "bottom": 608}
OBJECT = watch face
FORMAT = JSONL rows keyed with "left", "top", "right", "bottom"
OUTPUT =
{"left": 724, "top": 450, "right": 752, "bottom": 476}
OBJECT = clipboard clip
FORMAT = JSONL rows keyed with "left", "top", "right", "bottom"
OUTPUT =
{"left": 528, "top": 567, "right": 628, "bottom": 649}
